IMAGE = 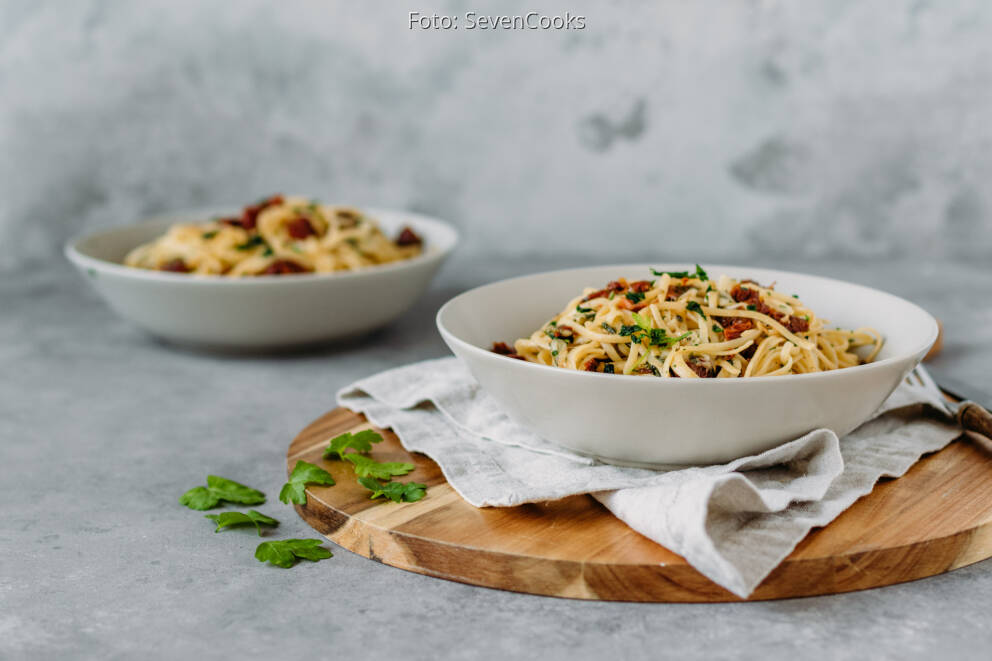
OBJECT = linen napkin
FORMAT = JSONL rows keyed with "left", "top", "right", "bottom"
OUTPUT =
{"left": 337, "top": 357, "right": 962, "bottom": 598}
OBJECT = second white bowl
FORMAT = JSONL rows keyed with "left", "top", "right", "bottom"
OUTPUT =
{"left": 66, "top": 208, "right": 458, "bottom": 349}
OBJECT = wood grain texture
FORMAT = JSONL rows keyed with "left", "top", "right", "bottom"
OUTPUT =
{"left": 287, "top": 408, "right": 992, "bottom": 602}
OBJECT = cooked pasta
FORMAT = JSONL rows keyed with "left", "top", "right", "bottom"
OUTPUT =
{"left": 124, "top": 195, "right": 423, "bottom": 276}
{"left": 492, "top": 265, "right": 883, "bottom": 378}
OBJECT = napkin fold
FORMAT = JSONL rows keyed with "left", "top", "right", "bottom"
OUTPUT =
{"left": 337, "top": 357, "right": 961, "bottom": 598}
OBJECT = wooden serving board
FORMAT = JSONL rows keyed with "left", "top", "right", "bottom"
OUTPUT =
{"left": 287, "top": 408, "right": 992, "bottom": 602}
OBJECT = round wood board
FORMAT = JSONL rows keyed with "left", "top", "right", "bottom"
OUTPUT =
{"left": 287, "top": 408, "right": 992, "bottom": 602}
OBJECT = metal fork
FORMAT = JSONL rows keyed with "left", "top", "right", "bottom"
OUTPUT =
{"left": 906, "top": 364, "right": 992, "bottom": 438}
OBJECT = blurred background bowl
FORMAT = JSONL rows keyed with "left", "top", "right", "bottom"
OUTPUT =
{"left": 66, "top": 207, "right": 457, "bottom": 350}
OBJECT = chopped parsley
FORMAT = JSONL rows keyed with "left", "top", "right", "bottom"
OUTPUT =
{"left": 625, "top": 291, "right": 645, "bottom": 304}
{"left": 575, "top": 305, "right": 593, "bottom": 314}
{"left": 603, "top": 363, "right": 615, "bottom": 373}
{"left": 235, "top": 236, "right": 268, "bottom": 251}
{"left": 712, "top": 324, "right": 721, "bottom": 333}
{"left": 601, "top": 323, "right": 616, "bottom": 334}
{"left": 746, "top": 304, "right": 757, "bottom": 311}
{"left": 201, "top": 231, "right": 218, "bottom": 239}
{"left": 686, "top": 301, "right": 706, "bottom": 318}
{"left": 650, "top": 264, "right": 708, "bottom": 281}
{"left": 651, "top": 268, "right": 690, "bottom": 279}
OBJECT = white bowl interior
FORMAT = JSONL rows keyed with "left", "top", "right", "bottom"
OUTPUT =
{"left": 440, "top": 264, "right": 935, "bottom": 370}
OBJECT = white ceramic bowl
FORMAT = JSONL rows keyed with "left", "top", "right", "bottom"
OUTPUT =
{"left": 437, "top": 264, "right": 938, "bottom": 466}
{"left": 66, "top": 207, "right": 457, "bottom": 349}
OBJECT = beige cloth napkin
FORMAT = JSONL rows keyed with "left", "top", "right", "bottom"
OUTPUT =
{"left": 337, "top": 358, "right": 961, "bottom": 598}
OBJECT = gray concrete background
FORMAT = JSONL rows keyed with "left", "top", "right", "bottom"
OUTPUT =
{"left": 3, "top": 2, "right": 992, "bottom": 659}
{"left": 3, "top": 0, "right": 992, "bottom": 268}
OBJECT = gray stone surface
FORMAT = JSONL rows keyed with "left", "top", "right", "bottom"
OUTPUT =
{"left": 2, "top": 255, "right": 992, "bottom": 660}
{"left": 4, "top": 1, "right": 992, "bottom": 657}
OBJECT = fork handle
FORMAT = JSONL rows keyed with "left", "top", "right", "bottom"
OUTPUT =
{"left": 959, "top": 403, "right": 992, "bottom": 439}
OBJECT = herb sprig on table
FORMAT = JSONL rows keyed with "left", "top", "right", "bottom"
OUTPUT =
{"left": 179, "top": 427, "right": 424, "bottom": 569}
{"left": 323, "top": 429, "right": 427, "bottom": 503}
{"left": 179, "top": 475, "right": 266, "bottom": 510}
{"left": 205, "top": 510, "right": 278, "bottom": 535}
{"left": 279, "top": 461, "right": 336, "bottom": 505}
{"left": 322, "top": 429, "right": 383, "bottom": 459}
{"left": 255, "top": 539, "right": 333, "bottom": 568}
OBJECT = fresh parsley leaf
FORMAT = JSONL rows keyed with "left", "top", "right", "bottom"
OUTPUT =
{"left": 651, "top": 268, "right": 690, "bottom": 278}
{"left": 357, "top": 477, "right": 427, "bottom": 503}
{"left": 618, "top": 324, "right": 641, "bottom": 337}
{"left": 575, "top": 305, "right": 593, "bottom": 314}
{"left": 344, "top": 455, "right": 415, "bottom": 480}
{"left": 746, "top": 304, "right": 757, "bottom": 311}
{"left": 686, "top": 301, "right": 706, "bottom": 318}
{"left": 235, "top": 235, "right": 268, "bottom": 251}
{"left": 648, "top": 328, "right": 669, "bottom": 346}
{"left": 279, "top": 461, "right": 336, "bottom": 505}
{"left": 603, "top": 363, "right": 615, "bottom": 373}
{"left": 204, "top": 510, "right": 279, "bottom": 535}
{"left": 179, "top": 476, "right": 265, "bottom": 511}
{"left": 624, "top": 291, "right": 645, "bottom": 304}
{"left": 255, "top": 539, "right": 332, "bottom": 568}
{"left": 712, "top": 324, "right": 721, "bottom": 333}
{"left": 631, "top": 312, "right": 652, "bottom": 330}
{"left": 650, "top": 265, "right": 708, "bottom": 281}
{"left": 601, "top": 322, "right": 616, "bottom": 334}
{"left": 202, "top": 231, "right": 218, "bottom": 239}
{"left": 323, "top": 430, "right": 383, "bottom": 460}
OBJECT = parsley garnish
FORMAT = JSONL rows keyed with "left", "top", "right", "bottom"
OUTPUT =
{"left": 601, "top": 323, "right": 616, "bottom": 334}
{"left": 344, "top": 454, "right": 415, "bottom": 480}
{"left": 747, "top": 304, "right": 757, "bottom": 311}
{"left": 235, "top": 235, "right": 268, "bottom": 251}
{"left": 357, "top": 477, "right": 427, "bottom": 503}
{"left": 686, "top": 301, "right": 706, "bottom": 318}
{"left": 576, "top": 305, "right": 593, "bottom": 314}
{"left": 650, "top": 264, "right": 708, "bottom": 281}
{"left": 202, "top": 231, "right": 218, "bottom": 239}
{"left": 323, "top": 430, "right": 383, "bottom": 460}
{"left": 279, "top": 461, "right": 335, "bottom": 505}
{"left": 619, "top": 324, "right": 641, "bottom": 337}
{"left": 204, "top": 510, "right": 278, "bottom": 535}
{"left": 625, "top": 291, "right": 645, "bottom": 304}
{"left": 712, "top": 324, "right": 721, "bottom": 333}
{"left": 255, "top": 539, "right": 332, "bottom": 568}
{"left": 651, "top": 268, "right": 690, "bottom": 278}
{"left": 603, "top": 363, "right": 615, "bottom": 373}
{"left": 180, "top": 476, "right": 265, "bottom": 511}
{"left": 631, "top": 312, "right": 651, "bottom": 329}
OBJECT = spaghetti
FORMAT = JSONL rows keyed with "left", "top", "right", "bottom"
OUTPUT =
{"left": 493, "top": 265, "right": 883, "bottom": 378}
{"left": 124, "top": 195, "right": 423, "bottom": 276}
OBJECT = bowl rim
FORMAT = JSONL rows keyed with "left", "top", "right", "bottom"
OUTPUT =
{"left": 64, "top": 206, "right": 459, "bottom": 285}
{"left": 436, "top": 262, "right": 938, "bottom": 385}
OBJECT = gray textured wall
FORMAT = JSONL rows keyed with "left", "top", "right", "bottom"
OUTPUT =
{"left": 3, "top": 0, "right": 991, "bottom": 272}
